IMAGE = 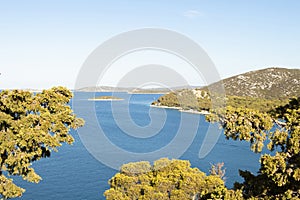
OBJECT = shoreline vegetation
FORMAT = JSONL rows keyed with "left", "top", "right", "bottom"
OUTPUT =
{"left": 105, "top": 93, "right": 300, "bottom": 199}
{"left": 88, "top": 96, "right": 124, "bottom": 101}
{"left": 151, "top": 88, "right": 291, "bottom": 113}
{"left": 150, "top": 104, "right": 210, "bottom": 115}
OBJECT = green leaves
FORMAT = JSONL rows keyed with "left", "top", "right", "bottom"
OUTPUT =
{"left": 0, "top": 175, "right": 24, "bottom": 199}
{"left": 120, "top": 161, "right": 152, "bottom": 176}
{"left": 106, "top": 97, "right": 300, "bottom": 199}
{"left": 153, "top": 89, "right": 289, "bottom": 113}
{"left": 208, "top": 97, "right": 300, "bottom": 199}
{"left": 0, "top": 87, "right": 84, "bottom": 199}
{"left": 260, "top": 152, "right": 288, "bottom": 186}
{"left": 105, "top": 158, "right": 228, "bottom": 200}
{"left": 209, "top": 106, "right": 273, "bottom": 153}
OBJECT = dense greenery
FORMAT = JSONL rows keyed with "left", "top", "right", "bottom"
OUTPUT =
{"left": 226, "top": 96, "right": 289, "bottom": 113}
{"left": 152, "top": 89, "right": 211, "bottom": 111}
{"left": 207, "top": 97, "right": 300, "bottom": 199}
{"left": 152, "top": 68, "right": 299, "bottom": 112}
{"left": 0, "top": 87, "right": 84, "bottom": 199}
{"left": 104, "top": 158, "right": 243, "bottom": 200}
{"left": 152, "top": 89, "right": 288, "bottom": 113}
{"left": 108, "top": 97, "right": 300, "bottom": 199}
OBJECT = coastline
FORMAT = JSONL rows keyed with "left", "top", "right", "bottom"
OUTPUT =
{"left": 179, "top": 109, "right": 210, "bottom": 115}
{"left": 87, "top": 98, "right": 124, "bottom": 101}
{"left": 150, "top": 104, "right": 210, "bottom": 115}
{"left": 150, "top": 105, "right": 181, "bottom": 110}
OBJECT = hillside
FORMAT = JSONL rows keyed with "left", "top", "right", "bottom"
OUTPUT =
{"left": 152, "top": 67, "right": 299, "bottom": 112}
{"left": 208, "top": 67, "right": 300, "bottom": 99}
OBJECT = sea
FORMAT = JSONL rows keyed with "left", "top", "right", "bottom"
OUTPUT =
{"left": 14, "top": 92, "right": 262, "bottom": 200}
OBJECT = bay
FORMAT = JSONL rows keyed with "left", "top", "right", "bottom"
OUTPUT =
{"left": 14, "top": 92, "right": 262, "bottom": 200}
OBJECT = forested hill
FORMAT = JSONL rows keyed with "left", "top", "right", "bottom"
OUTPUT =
{"left": 152, "top": 67, "right": 299, "bottom": 112}
{"left": 207, "top": 67, "right": 300, "bottom": 99}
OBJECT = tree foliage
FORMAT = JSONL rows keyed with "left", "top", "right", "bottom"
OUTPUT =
{"left": 107, "top": 95, "right": 300, "bottom": 199}
{"left": 0, "top": 87, "right": 84, "bottom": 199}
{"left": 104, "top": 158, "right": 234, "bottom": 200}
{"left": 152, "top": 89, "right": 212, "bottom": 111}
{"left": 152, "top": 89, "right": 288, "bottom": 113}
{"left": 207, "top": 97, "right": 300, "bottom": 199}
{"left": 226, "top": 96, "right": 288, "bottom": 113}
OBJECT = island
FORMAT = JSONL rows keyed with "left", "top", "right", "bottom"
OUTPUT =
{"left": 88, "top": 96, "right": 124, "bottom": 101}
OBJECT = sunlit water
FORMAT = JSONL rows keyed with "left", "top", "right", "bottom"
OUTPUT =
{"left": 14, "top": 93, "right": 262, "bottom": 200}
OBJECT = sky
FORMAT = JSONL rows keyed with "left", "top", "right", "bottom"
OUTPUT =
{"left": 0, "top": 0, "right": 300, "bottom": 89}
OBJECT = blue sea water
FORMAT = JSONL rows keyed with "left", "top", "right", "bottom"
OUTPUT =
{"left": 14, "top": 92, "right": 262, "bottom": 200}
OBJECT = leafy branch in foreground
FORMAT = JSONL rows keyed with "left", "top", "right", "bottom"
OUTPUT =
{"left": 0, "top": 87, "right": 84, "bottom": 199}
{"left": 104, "top": 158, "right": 243, "bottom": 200}
{"left": 207, "top": 97, "right": 300, "bottom": 199}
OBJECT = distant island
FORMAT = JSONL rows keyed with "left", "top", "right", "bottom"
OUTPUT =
{"left": 128, "top": 88, "right": 170, "bottom": 94}
{"left": 76, "top": 86, "right": 201, "bottom": 93}
{"left": 88, "top": 96, "right": 124, "bottom": 101}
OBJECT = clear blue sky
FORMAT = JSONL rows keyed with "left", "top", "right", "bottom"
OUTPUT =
{"left": 0, "top": 0, "right": 299, "bottom": 89}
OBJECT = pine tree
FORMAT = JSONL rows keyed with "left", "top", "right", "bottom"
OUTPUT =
{"left": 0, "top": 87, "right": 84, "bottom": 199}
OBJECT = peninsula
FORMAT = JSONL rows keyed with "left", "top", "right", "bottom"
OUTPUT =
{"left": 151, "top": 68, "right": 299, "bottom": 113}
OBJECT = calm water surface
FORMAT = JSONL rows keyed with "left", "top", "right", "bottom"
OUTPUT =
{"left": 15, "top": 92, "right": 262, "bottom": 200}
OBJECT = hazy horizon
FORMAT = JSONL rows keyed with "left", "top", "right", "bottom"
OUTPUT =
{"left": 1, "top": 1, "right": 300, "bottom": 89}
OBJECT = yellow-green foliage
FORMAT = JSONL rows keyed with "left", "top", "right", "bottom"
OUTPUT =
{"left": 226, "top": 96, "right": 289, "bottom": 113}
{"left": 104, "top": 158, "right": 229, "bottom": 200}
{"left": 153, "top": 89, "right": 288, "bottom": 113}
{"left": 152, "top": 89, "right": 211, "bottom": 111}
{"left": 0, "top": 87, "right": 84, "bottom": 199}
{"left": 152, "top": 91, "right": 180, "bottom": 108}
{"left": 208, "top": 97, "right": 300, "bottom": 199}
